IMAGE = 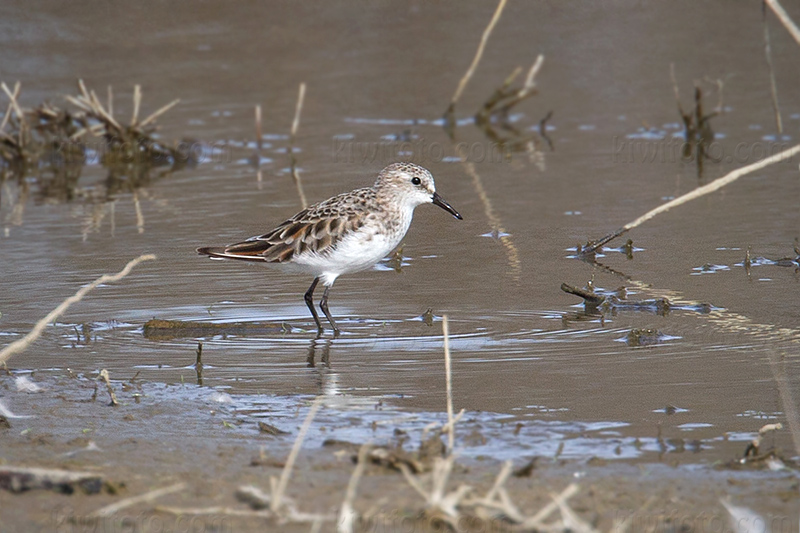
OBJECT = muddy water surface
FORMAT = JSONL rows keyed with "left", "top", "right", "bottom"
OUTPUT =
{"left": 1, "top": 2, "right": 799, "bottom": 465}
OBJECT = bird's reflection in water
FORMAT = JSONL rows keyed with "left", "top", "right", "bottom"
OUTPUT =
{"left": 306, "top": 336, "right": 340, "bottom": 397}
{"left": 306, "top": 336, "right": 332, "bottom": 369}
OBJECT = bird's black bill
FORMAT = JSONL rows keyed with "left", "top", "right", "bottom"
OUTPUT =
{"left": 432, "top": 192, "right": 463, "bottom": 220}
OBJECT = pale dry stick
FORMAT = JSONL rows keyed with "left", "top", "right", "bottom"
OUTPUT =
{"left": 441, "top": 408, "right": 466, "bottom": 438}
{"left": 582, "top": 143, "right": 800, "bottom": 255}
{"left": 99, "top": 369, "right": 119, "bottom": 407}
{"left": 669, "top": 63, "right": 682, "bottom": 112}
{"left": 0, "top": 254, "right": 156, "bottom": 364}
{"left": 89, "top": 89, "right": 122, "bottom": 131}
{"left": 337, "top": 442, "right": 372, "bottom": 533}
{"left": 1, "top": 82, "right": 24, "bottom": 124}
{"left": 158, "top": 506, "right": 272, "bottom": 518}
{"left": 271, "top": 397, "right": 322, "bottom": 513}
{"left": 520, "top": 483, "right": 580, "bottom": 530}
{"left": 0, "top": 82, "right": 21, "bottom": 133}
{"left": 157, "top": 505, "right": 330, "bottom": 522}
{"left": 720, "top": 498, "right": 766, "bottom": 533}
{"left": 133, "top": 190, "right": 145, "bottom": 234}
{"left": 138, "top": 98, "right": 180, "bottom": 129}
{"left": 767, "top": 350, "right": 800, "bottom": 455}
{"left": 255, "top": 104, "right": 263, "bottom": 152}
{"left": 290, "top": 83, "right": 305, "bottom": 141}
{"left": 763, "top": 13, "right": 783, "bottom": 134}
{"left": 1, "top": 82, "right": 25, "bottom": 146}
{"left": 131, "top": 84, "right": 141, "bottom": 125}
{"left": 89, "top": 481, "right": 186, "bottom": 518}
{"left": 107, "top": 85, "right": 113, "bottom": 118}
{"left": 493, "top": 54, "right": 545, "bottom": 114}
{"left": 289, "top": 82, "right": 308, "bottom": 209}
{"left": 442, "top": 315, "right": 455, "bottom": 454}
{"left": 484, "top": 460, "right": 512, "bottom": 503}
{"left": 465, "top": 460, "right": 526, "bottom": 523}
{"left": 555, "top": 495, "right": 597, "bottom": 533}
{"left": 447, "top": 0, "right": 508, "bottom": 112}
{"left": 398, "top": 457, "right": 472, "bottom": 521}
{"left": 611, "top": 496, "right": 657, "bottom": 533}
{"left": 765, "top": 0, "right": 800, "bottom": 45}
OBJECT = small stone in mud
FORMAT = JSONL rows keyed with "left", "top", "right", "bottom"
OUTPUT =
{"left": 0, "top": 415, "right": 11, "bottom": 429}
{"left": 258, "top": 421, "right": 289, "bottom": 435}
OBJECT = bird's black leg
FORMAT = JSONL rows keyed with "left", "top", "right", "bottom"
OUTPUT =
{"left": 304, "top": 277, "right": 323, "bottom": 333}
{"left": 319, "top": 285, "right": 340, "bottom": 336}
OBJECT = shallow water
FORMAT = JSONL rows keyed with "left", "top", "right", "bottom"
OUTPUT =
{"left": 1, "top": 2, "right": 799, "bottom": 463}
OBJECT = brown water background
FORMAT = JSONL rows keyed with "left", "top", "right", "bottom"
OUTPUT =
{"left": 1, "top": 1, "right": 799, "bottom": 461}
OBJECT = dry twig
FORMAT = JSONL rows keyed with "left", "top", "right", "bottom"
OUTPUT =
{"left": 337, "top": 443, "right": 371, "bottom": 533}
{"left": 289, "top": 82, "right": 308, "bottom": 209}
{"left": 89, "top": 482, "right": 186, "bottom": 518}
{"left": 442, "top": 315, "right": 455, "bottom": 454}
{"left": 446, "top": 0, "right": 508, "bottom": 115}
{"left": 271, "top": 397, "right": 321, "bottom": 513}
{"left": 98, "top": 369, "right": 119, "bottom": 407}
{"left": 580, "top": 143, "right": 800, "bottom": 255}
{"left": 765, "top": 0, "right": 800, "bottom": 45}
{"left": 0, "top": 254, "right": 156, "bottom": 364}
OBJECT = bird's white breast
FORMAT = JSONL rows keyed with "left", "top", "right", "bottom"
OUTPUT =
{"left": 291, "top": 207, "right": 413, "bottom": 285}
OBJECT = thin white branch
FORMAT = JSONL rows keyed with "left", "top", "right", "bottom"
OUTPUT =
{"left": 0, "top": 255, "right": 156, "bottom": 364}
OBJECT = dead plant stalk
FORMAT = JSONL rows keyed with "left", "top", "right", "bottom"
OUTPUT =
{"left": 447, "top": 0, "right": 508, "bottom": 111}
{"left": 0, "top": 254, "right": 156, "bottom": 364}
{"left": 289, "top": 82, "right": 308, "bottom": 209}
{"left": 583, "top": 142, "right": 800, "bottom": 254}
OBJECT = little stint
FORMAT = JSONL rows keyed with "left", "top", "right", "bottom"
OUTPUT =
{"left": 197, "top": 162, "right": 462, "bottom": 335}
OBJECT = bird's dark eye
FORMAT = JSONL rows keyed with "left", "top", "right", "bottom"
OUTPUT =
{"left": 411, "top": 177, "right": 421, "bottom": 185}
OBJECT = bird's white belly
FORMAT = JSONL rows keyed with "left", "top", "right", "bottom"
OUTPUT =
{"left": 291, "top": 221, "right": 407, "bottom": 285}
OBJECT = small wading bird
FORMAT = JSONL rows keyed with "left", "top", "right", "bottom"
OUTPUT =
{"left": 197, "top": 162, "right": 463, "bottom": 335}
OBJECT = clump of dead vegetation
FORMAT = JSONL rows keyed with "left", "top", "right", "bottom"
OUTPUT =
{"left": 0, "top": 80, "right": 196, "bottom": 237}
{"left": 442, "top": 0, "right": 551, "bottom": 158}
{"left": 0, "top": 80, "right": 185, "bottom": 172}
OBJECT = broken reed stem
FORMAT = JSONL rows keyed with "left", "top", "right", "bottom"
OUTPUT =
{"left": 90, "top": 482, "right": 187, "bottom": 518}
{"left": 0, "top": 82, "right": 21, "bottom": 133}
{"left": 131, "top": 85, "right": 141, "bottom": 126}
{"left": 448, "top": 0, "right": 508, "bottom": 111}
{"left": 255, "top": 104, "right": 263, "bottom": 152}
{"left": 768, "top": 349, "right": 800, "bottom": 456}
{"left": 272, "top": 397, "right": 321, "bottom": 512}
{"left": 443, "top": 315, "right": 455, "bottom": 454}
{"left": 765, "top": 0, "right": 800, "bottom": 45}
{"left": 583, "top": 143, "right": 800, "bottom": 254}
{"left": 289, "top": 82, "right": 308, "bottom": 209}
{"left": 522, "top": 483, "right": 580, "bottom": 529}
{"left": 0, "top": 254, "right": 156, "bottom": 364}
{"left": 290, "top": 82, "right": 306, "bottom": 140}
{"left": 338, "top": 442, "right": 371, "bottom": 533}
{"left": 99, "top": 369, "right": 119, "bottom": 407}
{"left": 763, "top": 7, "right": 784, "bottom": 134}
{"left": 138, "top": 98, "right": 180, "bottom": 129}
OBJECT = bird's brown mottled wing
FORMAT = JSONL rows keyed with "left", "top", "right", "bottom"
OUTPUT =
{"left": 197, "top": 188, "right": 374, "bottom": 263}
